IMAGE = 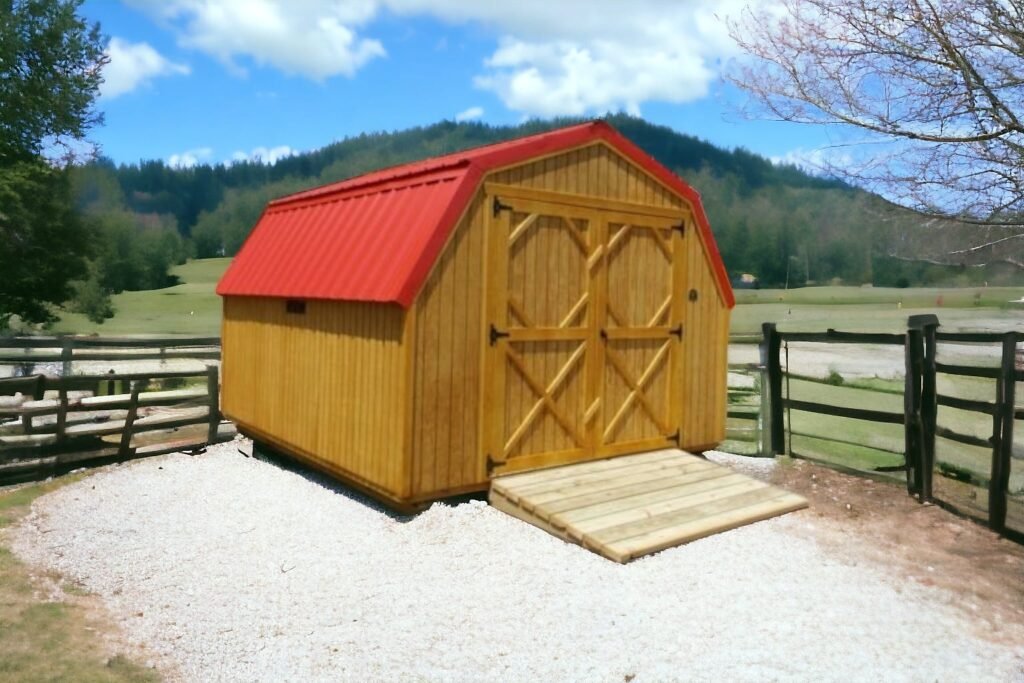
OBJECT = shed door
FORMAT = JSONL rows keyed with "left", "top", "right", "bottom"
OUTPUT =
{"left": 483, "top": 197, "right": 598, "bottom": 474}
{"left": 484, "top": 190, "right": 686, "bottom": 475}
{"left": 597, "top": 215, "right": 685, "bottom": 458}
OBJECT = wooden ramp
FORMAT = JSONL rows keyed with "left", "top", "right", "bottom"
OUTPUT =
{"left": 490, "top": 450, "right": 808, "bottom": 563}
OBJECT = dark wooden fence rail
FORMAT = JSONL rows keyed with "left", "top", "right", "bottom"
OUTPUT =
{"left": 0, "top": 336, "right": 232, "bottom": 485}
{"left": 758, "top": 317, "right": 1022, "bottom": 542}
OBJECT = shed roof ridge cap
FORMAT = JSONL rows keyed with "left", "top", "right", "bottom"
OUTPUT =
{"left": 269, "top": 158, "right": 473, "bottom": 208}
{"left": 266, "top": 173, "right": 462, "bottom": 214}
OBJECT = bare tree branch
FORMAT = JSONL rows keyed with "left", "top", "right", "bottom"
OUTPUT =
{"left": 728, "top": 0, "right": 1024, "bottom": 227}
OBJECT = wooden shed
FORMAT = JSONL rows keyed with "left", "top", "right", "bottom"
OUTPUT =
{"left": 217, "top": 121, "right": 735, "bottom": 510}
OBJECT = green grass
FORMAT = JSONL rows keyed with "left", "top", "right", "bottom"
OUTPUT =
{"left": 51, "top": 257, "right": 231, "bottom": 336}
{"left": 46, "top": 258, "right": 1024, "bottom": 338}
{"left": 0, "top": 477, "right": 160, "bottom": 682}
{"left": 731, "top": 285, "right": 1024, "bottom": 335}
{"left": 735, "top": 285, "right": 1024, "bottom": 308}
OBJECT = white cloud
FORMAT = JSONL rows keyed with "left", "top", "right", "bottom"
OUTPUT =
{"left": 231, "top": 145, "right": 297, "bottom": 165}
{"left": 130, "top": 0, "right": 385, "bottom": 80}
{"left": 391, "top": 0, "right": 747, "bottom": 116}
{"left": 771, "top": 147, "right": 849, "bottom": 171}
{"left": 455, "top": 106, "right": 484, "bottom": 122}
{"left": 126, "top": 1, "right": 750, "bottom": 114}
{"left": 168, "top": 146, "right": 213, "bottom": 168}
{"left": 100, "top": 37, "right": 189, "bottom": 98}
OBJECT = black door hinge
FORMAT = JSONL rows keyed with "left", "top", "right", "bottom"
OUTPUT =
{"left": 672, "top": 221, "right": 685, "bottom": 235}
{"left": 489, "top": 323, "right": 510, "bottom": 345}
{"left": 667, "top": 429, "right": 681, "bottom": 446}
{"left": 599, "top": 328, "right": 608, "bottom": 341}
{"left": 486, "top": 453, "right": 503, "bottom": 474}
{"left": 669, "top": 324, "right": 683, "bottom": 340}
{"left": 493, "top": 196, "right": 513, "bottom": 217}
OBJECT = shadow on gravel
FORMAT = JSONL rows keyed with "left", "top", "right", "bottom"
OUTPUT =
{"left": 242, "top": 440, "right": 487, "bottom": 523}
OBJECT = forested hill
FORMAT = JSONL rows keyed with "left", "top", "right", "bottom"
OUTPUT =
{"left": 70, "top": 114, "right": 1011, "bottom": 296}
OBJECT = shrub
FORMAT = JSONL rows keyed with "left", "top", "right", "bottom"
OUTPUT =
{"left": 825, "top": 370, "right": 845, "bottom": 386}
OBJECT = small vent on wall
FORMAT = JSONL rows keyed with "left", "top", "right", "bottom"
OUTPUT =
{"left": 286, "top": 299, "right": 306, "bottom": 314}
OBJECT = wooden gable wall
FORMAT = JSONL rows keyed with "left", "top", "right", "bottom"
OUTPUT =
{"left": 408, "top": 142, "right": 728, "bottom": 501}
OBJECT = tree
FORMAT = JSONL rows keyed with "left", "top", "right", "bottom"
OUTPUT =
{"left": 0, "top": 0, "right": 107, "bottom": 329}
{"left": 728, "top": 0, "right": 1024, "bottom": 227}
{"left": 0, "top": 160, "right": 91, "bottom": 328}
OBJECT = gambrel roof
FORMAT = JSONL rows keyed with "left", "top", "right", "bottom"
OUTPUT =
{"left": 216, "top": 121, "right": 735, "bottom": 308}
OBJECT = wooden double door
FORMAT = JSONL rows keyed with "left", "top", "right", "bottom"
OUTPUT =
{"left": 484, "top": 186, "right": 688, "bottom": 475}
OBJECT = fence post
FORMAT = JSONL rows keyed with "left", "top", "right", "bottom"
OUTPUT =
{"left": 907, "top": 315, "right": 938, "bottom": 500}
{"left": 758, "top": 332, "right": 772, "bottom": 458}
{"left": 206, "top": 364, "right": 220, "bottom": 444}
{"left": 56, "top": 383, "right": 68, "bottom": 444}
{"left": 60, "top": 338, "right": 73, "bottom": 377}
{"left": 990, "top": 332, "right": 1016, "bottom": 532}
{"left": 119, "top": 380, "right": 145, "bottom": 459}
{"left": 904, "top": 326, "right": 924, "bottom": 496}
{"left": 762, "top": 322, "right": 785, "bottom": 455}
{"left": 920, "top": 319, "right": 938, "bottom": 501}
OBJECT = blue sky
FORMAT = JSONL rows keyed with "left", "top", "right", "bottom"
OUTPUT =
{"left": 81, "top": 0, "right": 833, "bottom": 169}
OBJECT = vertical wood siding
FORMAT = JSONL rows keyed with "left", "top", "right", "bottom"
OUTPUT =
{"left": 411, "top": 141, "right": 729, "bottom": 499}
{"left": 221, "top": 297, "right": 408, "bottom": 498}
{"left": 489, "top": 142, "right": 684, "bottom": 209}
{"left": 679, "top": 224, "right": 732, "bottom": 450}
{"left": 410, "top": 196, "right": 487, "bottom": 499}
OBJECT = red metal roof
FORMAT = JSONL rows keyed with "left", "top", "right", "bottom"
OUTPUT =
{"left": 217, "top": 121, "right": 735, "bottom": 308}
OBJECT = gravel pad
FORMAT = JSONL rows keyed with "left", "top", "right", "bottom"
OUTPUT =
{"left": 10, "top": 441, "right": 1023, "bottom": 682}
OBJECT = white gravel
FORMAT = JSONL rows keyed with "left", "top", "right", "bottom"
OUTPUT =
{"left": 8, "top": 440, "right": 1024, "bottom": 682}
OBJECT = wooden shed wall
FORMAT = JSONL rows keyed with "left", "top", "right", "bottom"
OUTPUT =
{"left": 409, "top": 141, "right": 720, "bottom": 500}
{"left": 409, "top": 195, "right": 487, "bottom": 499}
{"left": 679, "top": 220, "right": 731, "bottom": 450}
{"left": 221, "top": 297, "right": 410, "bottom": 499}
{"left": 488, "top": 142, "right": 685, "bottom": 209}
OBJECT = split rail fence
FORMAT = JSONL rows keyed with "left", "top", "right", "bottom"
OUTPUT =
{"left": 729, "top": 316, "right": 1023, "bottom": 542}
{"left": 0, "top": 336, "right": 233, "bottom": 485}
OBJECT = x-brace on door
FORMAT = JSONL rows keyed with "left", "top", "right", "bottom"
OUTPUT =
{"left": 483, "top": 189, "right": 686, "bottom": 476}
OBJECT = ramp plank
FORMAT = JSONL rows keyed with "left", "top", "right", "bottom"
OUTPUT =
{"left": 540, "top": 467, "right": 735, "bottom": 519}
{"left": 490, "top": 449, "right": 807, "bottom": 563}
{"left": 518, "top": 460, "right": 719, "bottom": 509}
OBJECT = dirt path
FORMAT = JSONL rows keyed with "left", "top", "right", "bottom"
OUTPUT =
{"left": 767, "top": 457, "right": 1024, "bottom": 646}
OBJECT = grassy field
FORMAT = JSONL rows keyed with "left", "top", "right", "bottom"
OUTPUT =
{"left": 732, "top": 286, "right": 1024, "bottom": 335}
{"left": 46, "top": 258, "right": 1024, "bottom": 337}
{"left": 0, "top": 478, "right": 160, "bottom": 682}
{"left": 51, "top": 258, "right": 230, "bottom": 336}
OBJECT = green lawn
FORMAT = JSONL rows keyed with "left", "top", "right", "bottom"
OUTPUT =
{"left": 51, "top": 258, "right": 231, "bottom": 336}
{"left": 48, "top": 258, "right": 1024, "bottom": 338}
{"left": 731, "top": 286, "right": 1024, "bottom": 335}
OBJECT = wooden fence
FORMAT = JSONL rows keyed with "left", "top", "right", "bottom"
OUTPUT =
{"left": 756, "top": 317, "right": 1023, "bottom": 542}
{"left": 723, "top": 338, "right": 768, "bottom": 457}
{"left": 0, "top": 336, "right": 232, "bottom": 485}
